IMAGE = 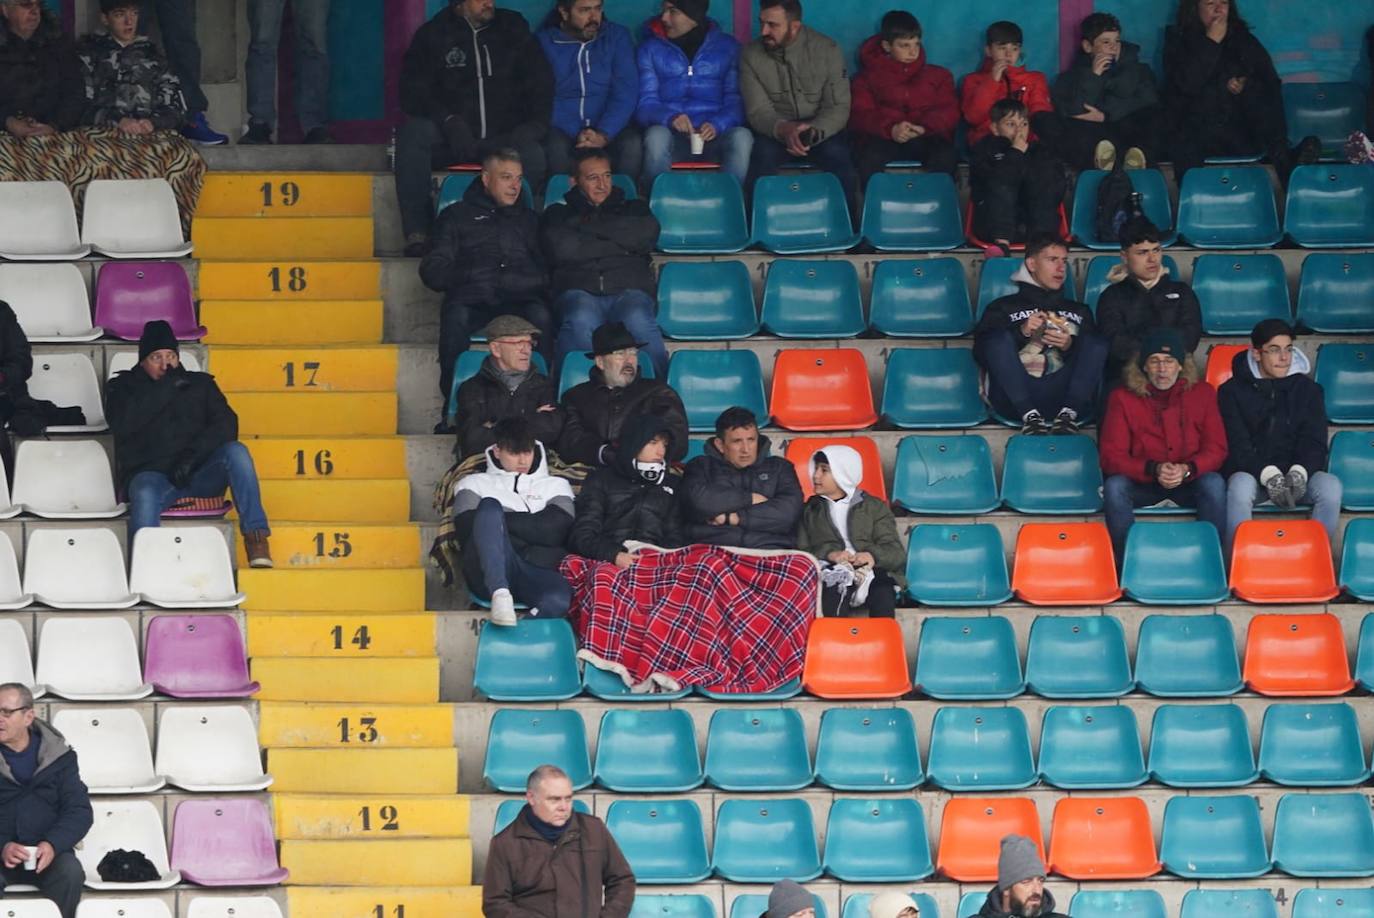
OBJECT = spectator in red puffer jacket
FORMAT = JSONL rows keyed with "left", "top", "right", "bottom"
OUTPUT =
{"left": 849, "top": 11, "right": 958, "bottom": 184}
{"left": 960, "top": 20, "right": 1053, "bottom": 146}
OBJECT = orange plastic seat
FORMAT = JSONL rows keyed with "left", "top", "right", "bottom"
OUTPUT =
{"left": 1048, "top": 797, "right": 1161, "bottom": 879}
{"left": 785, "top": 436, "right": 887, "bottom": 501}
{"left": 1243, "top": 612, "right": 1356, "bottom": 696}
{"left": 770, "top": 348, "right": 878, "bottom": 431}
{"left": 1206, "top": 344, "right": 1248, "bottom": 390}
{"left": 801, "top": 618, "right": 911, "bottom": 699}
{"left": 1011, "top": 522, "right": 1123, "bottom": 605}
{"left": 1229, "top": 520, "right": 1339, "bottom": 603}
{"left": 936, "top": 797, "right": 1043, "bottom": 882}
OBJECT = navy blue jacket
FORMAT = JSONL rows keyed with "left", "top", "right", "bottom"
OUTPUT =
{"left": 0, "top": 721, "right": 93, "bottom": 855}
{"left": 537, "top": 19, "right": 638, "bottom": 140}
{"left": 635, "top": 19, "right": 744, "bottom": 132}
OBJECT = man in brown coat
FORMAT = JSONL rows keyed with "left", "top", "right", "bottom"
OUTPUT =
{"left": 483, "top": 764, "right": 635, "bottom": 918}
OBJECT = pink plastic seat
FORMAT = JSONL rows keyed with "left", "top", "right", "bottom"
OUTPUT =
{"left": 93, "top": 261, "right": 206, "bottom": 341}
{"left": 144, "top": 614, "right": 259, "bottom": 698}
{"left": 171, "top": 798, "right": 289, "bottom": 887}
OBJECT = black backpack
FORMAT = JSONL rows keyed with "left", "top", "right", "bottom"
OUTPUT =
{"left": 1094, "top": 163, "right": 1142, "bottom": 244}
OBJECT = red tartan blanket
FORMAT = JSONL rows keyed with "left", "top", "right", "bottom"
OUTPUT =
{"left": 560, "top": 545, "right": 819, "bottom": 695}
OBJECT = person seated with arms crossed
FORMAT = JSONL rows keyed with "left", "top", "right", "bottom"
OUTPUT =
{"left": 451, "top": 315, "right": 563, "bottom": 460}
{"left": 681, "top": 406, "right": 802, "bottom": 549}
{"left": 77, "top": 0, "right": 186, "bottom": 137}
{"left": 969, "top": 98, "right": 1067, "bottom": 256}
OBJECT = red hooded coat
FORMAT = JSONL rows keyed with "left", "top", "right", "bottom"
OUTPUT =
{"left": 1099, "top": 364, "right": 1229, "bottom": 484}
{"left": 849, "top": 35, "right": 958, "bottom": 142}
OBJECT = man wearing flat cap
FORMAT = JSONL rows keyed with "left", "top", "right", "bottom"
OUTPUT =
{"left": 558, "top": 321, "right": 687, "bottom": 467}
{"left": 452, "top": 315, "right": 563, "bottom": 460}
{"left": 974, "top": 834, "right": 1068, "bottom": 917}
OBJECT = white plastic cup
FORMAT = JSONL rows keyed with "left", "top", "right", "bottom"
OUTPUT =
{"left": 23, "top": 845, "right": 38, "bottom": 870}
{"left": 690, "top": 132, "right": 705, "bottom": 155}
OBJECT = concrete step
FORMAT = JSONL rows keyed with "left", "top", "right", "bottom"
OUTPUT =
{"left": 268, "top": 747, "right": 459, "bottom": 794}
{"left": 243, "top": 479, "right": 410, "bottom": 523}
{"left": 252, "top": 656, "right": 440, "bottom": 703}
{"left": 275, "top": 793, "right": 471, "bottom": 839}
{"left": 239, "top": 567, "right": 425, "bottom": 611}
{"left": 248, "top": 613, "right": 436, "bottom": 658}
{"left": 235, "top": 391, "right": 398, "bottom": 436}
{"left": 209, "top": 345, "right": 398, "bottom": 393}
{"left": 196, "top": 259, "right": 381, "bottom": 301}
{"left": 201, "top": 299, "right": 384, "bottom": 345}
{"left": 193, "top": 215, "right": 375, "bottom": 259}
{"left": 245, "top": 436, "right": 409, "bottom": 480}
{"left": 198, "top": 172, "right": 375, "bottom": 218}
{"left": 241, "top": 524, "right": 422, "bottom": 569}
{"left": 258, "top": 701, "right": 455, "bottom": 747}
{"left": 281, "top": 838, "right": 472, "bottom": 886}
{"left": 284, "top": 886, "right": 483, "bottom": 918}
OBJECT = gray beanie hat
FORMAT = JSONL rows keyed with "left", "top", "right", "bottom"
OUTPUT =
{"left": 766, "top": 880, "right": 813, "bottom": 918}
{"left": 997, "top": 834, "right": 1046, "bottom": 890}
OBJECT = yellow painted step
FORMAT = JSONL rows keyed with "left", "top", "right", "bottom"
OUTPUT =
{"left": 246, "top": 479, "right": 410, "bottom": 523}
{"left": 239, "top": 525, "right": 420, "bottom": 569}
{"left": 239, "top": 567, "right": 424, "bottom": 611}
{"left": 268, "top": 747, "right": 458, "bottom": 794}
{"left": 249, "top": 614, "right": 434, "bottom": 658}
{"left": 257, "top": 701, "right": 453, "bottom": 747}
{"left": 275, "top": 794, "right": 470, "bottom": 839}
{"left": 253, "top": 657, "right": 439, "bottom": 703}
{"left": 209, "top": 346, "right": 397, "bottom": 393}
{"left": 235, "top": 392, "right": 396, "bottom": 436}
{"left": 282, "top": 838, "right": 472, "bottom": 887}
{"left": 198, "top": 172, "right": 373, "bottom": 217}
{"left": 193, "top": 216, "right": 373, "bottom": 259}
{"left": 244, "top": 436, "right": 407, "bottom": 479}
{"left": 287, "top": 886, "right": 482, "bottom": 918}
{"left": 201, "top": 300, "right": 383, "bottom": 345}
{"left": 198, "top": 260, "right": 381, "bottom": 301}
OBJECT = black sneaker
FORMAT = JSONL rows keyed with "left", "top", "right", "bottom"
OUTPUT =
{"left": 1021, "top": 410, "right": 1050, "bottom": 435}
{"left": 1051, "top": 408, "right": 1080, "bottom": 435}
{"left": 304, "top": 126, "right": 335, "bottom": 145}
{"left": 240, "top": 121, "right": 272, "bottom": 145}
{"left": 1295, "top": 135, "right": 1322, "bottom": 167}
{"left": 433, "top": 418, "right": 456, "bottom": 435}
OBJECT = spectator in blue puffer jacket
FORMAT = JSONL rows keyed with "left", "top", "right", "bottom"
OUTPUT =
{"left": 537, "top": 0, "right": 642, "bottom": 183}
{"left": 635, "top": 0, "right": 751, "bottom": 186}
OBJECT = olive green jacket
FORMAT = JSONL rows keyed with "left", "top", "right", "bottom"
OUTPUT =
{"left": 797, "top": 490, "right": 907, "bottom": 588}
{"left": 740, "top": 25, "right": 851, "bottom": 142}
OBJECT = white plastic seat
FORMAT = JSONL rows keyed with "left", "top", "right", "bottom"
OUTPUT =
{"left": 185, "top": 899, "right": 284, "bottom": 918}
{"left": 50, "top": 707, "right": 164, "bottom": 794}
{"left": 80, "top": 179, "right": 191, "bottom": 259}
{"left": 0, "top": 899, "right": 62, "bottom": 917}
{"left": 106, "top": 349, "right": 202, "bottom": 379}
{"left": 0, "top": 533, "right": 32, "bottom": 608}
{"left": 76, "top": 800, "right": 181, "bottom": 890}
{"left": 0, "top": 452, "right": 23, "bottom": 522}
{"left": 156, "top": 705, "right": 271, "bottom": 792}
{"left": 27, "top": 353, "right": 107, "bottom": 432}
{"left": 130, "top": 527, "right": 245, "bottom": 608}
{"left": 12, "top": 440, "right": 126, "bottom": 519}
{"left": 0, "top": 181, "right": 90, "bottom": 260}
{"left": 23, "top": 527, "right": 137, "bottom": 609}
{"left": 75, "top": 900, "right": 174, "bottom": 918}
{"left": 0, "top": 264, "right": 101, "bottom": 342}
{"left": 0, "top": 618, "right": 40, "bottom": 696}
{"left": 34, "top": 617, "right": 151, "bottom": 701}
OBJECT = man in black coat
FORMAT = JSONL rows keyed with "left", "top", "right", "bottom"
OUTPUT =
{"left": 453, "top": 315, "right": 563, "bottom": 460}
{"left": 541, "top": 148, "right": 667, "bottom": 378}
{"left": 975, "top": 835, "right": 1069, "bottom": 918}
{"left": 0, "top": 682, "right": 92, "bottom": 918}
{"left": 105, "top": 320, "right": 273, "bottom": 567}
{"left": 0, "top": 0, "right": 84, "bottom": 136}
{"left": 569, "top": 412, "right": 683, "bottom": 564}
{"left": 395, "top": 0, "right": 554, "bottom": 254}
{"left": 681, "top": 406, "right": 803, "bottom": 550}
{"left": 558, "top": 321, "right": 687, "bottom": 467}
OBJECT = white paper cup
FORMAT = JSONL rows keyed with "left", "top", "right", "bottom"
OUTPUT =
{"left": 23, "top": 845, "right": 38, "bottom": 870}
{"left": 690, "top": 132, "right": 705, "bottom": 155}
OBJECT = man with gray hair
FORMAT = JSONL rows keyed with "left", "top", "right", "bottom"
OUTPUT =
{"left": 0, "top": 683, "right": 92, "bottom": 918}
{"left": 483, "top": 763, "right": 635, "bottom": 918}
{"left": 975, "top": 834, "right": 1067, "bottom": 918}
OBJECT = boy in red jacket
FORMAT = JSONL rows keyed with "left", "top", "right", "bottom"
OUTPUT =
{"left": 849, "top": 10, "right": 958, "bottom": 184}
{"left": 961, "top": 20, "right": 1052, "bottom": 145}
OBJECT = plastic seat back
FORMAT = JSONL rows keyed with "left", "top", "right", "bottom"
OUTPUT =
{"left": 1147, "top": 703, "right": 1258, "bottom": 787}
{"left": 1083, "top": 254, "right": 1180, "bottom": 309}
{"left": 12, "top": 439, "right": 125, "bottom": 519}
{"left": 77, "top": 799, "right": 179, "bottom": 888}
{"left": 1292, "top": 888, "right": 1374, "bottom": 918}
{"left": 761, "top": 259, "right": 865, "bottom": 337}
{"left": 83, "top": 178, "right": 191, "bottom": 257}
{"left": 752, "top": 172, "right": 858, "bottom": 254}
{"left": 1192, "top": 254, "right": 1291, "bottom": 333}
{"left": 1160, "top": 795, "right": 1270, "bottom": 878}
{"left": 130, "top": 526, "right": 245, "bottom": 608}
{"left": 0, "top": 526, "right": 29, "bottom": 610}
{"left": 0, "top": 263, "right": 99, "bottom": 341}
{"left": 657, "top": 261, "right": 758, "bottom": 339}
{"left": 170, "top": 798, "right": 288, "bottom": 886}
{"left": 483, "top": 708, "right": 592, "bottom": 792}
{"left": 559, "top": 350, "right": 652, "bottom": 398}
{"left": 34, "top": 617, "right": 150, "bottom": 701}
{"left": 861, "top": 171, "right": 963, "bottom": 251}
{"left": 1122, "top": 520, "right": 1231, "bottom": 604}
{"left": 891, "top": 435, "right": 998, "bottom": 514}
{"left": 1206, "top": 343, "right": 1248, "bottom": 389}
{"left": 435, "top": 172, "right": 533, "bottom": 211}
{"left": 27, "top": 352, "right": 106, "bottom": 431}
{"left": 935, "top": 797, "right": 1042, "bottom": 881}
{"left": 772, "top": 348, "right": 876, "bottom": 431}
{"left": 814, "top": 707, "right": 922, "bottom": 791}
{"left": 1025, "top": 615, "right": 1133, "bottom": 698}
{"left": 156, "top": 705, "right": 271, "bottom": 792}
{"left": 649, "top": 172, "right": 750, "bottom": 253}
{"left": 927, "top": 706, "right": 1036, "bottom": 790}
{"left": 914, "top": 615, "right": 1023, "bottom": 699}
{"left": 473, "top": 618, "right": 581, "bottom": 700}
{"left": 956, "top": 892, "right": 987, "bottom": 918}
{"left": 802, "top": 618, "right": 911, "bottom": 699}
{"left": 94, "top": 261, "right": 204, "bottom": 340}
{"left": 1284, "top": 82, "right": 1365, "bottom": 151}
{"left": 24, "top": 527, "right": 135, "bottom": 609}
{"left": 704, "top": 708, "right": 811, "bottom": 790}
{"left": 0, "top": 901, "right": 63, "bottom": 917}
{"left": 842, "top": 894, "right": 936, "bottom": 918}
{"left": 881, "top": 347, "right": 986, "bottom": 428}
{"left": 1000, "top": 434, "right": 1103, "bottom": 513}
{"left": 977, "top": 257, "right": 1077, "bottom": 317}
{"left": 1177, "top": 166, "right": 1281, "bottom": 248}
{"left": 1317, "top": 343, "right": 1374, "bottom": 423}
{"left": 1360, "top": 613, "right": 1374, "bottom": 691}
{"left": 144, "top": 613, "right": 257, "bottom": 698}
{"left": 823, "top": 797, "right": 933, "bottom": 881}
{"left": 786, "top": 436, "right": 885, "bottom": 501}
{"left": 870, "top": 257, "right": 973, "bottom": 336}
{"left": 0, "top": 619, "right": 37, "bottom": 693}
{"left": 1049, "top": 797, "right": 1160, "bottom": 879}
{"left": 1273, "top": 792, "right": 1374, "bottom": 877}
{"left": 1230, "top": 520, "right": 1340, "bottom": 604}
{"left": 1243, "top": 612, "right": 1354, "bottom": 696}
{"left": 1071, "top": 168, "right": 1177, "bottom": 249}
{"left": 606, "top": 799, "right": 711, "bottom": 883}
{"left": 1297, "top": 253, "right": 1374, "bottom": 333}
{"left": 731, "top": 894, "right": 827, "bottom": 918}
{"left": 628, "top": 896, "right": 714, "bottom": 918}
{"left": 668, "top": 349, "right": 768, "bottom": 432}
{"left": 0, "top": 180, "right": 88, "bottom": 259}
{"left": 1181, "top": 890, "right": 1279, "bottom": 918}
{"left": 1012, "top": 522, "right": 1122, "bottom": 605}
{"left": 1069, "top": 891, "right": 1168, "bottom": 918}
{"left": 1259, "top": 702, "right": 1368, "bottom": 786}
{"left": 904, "top": 524, "right": 1012, "bottom": 607}
{"left": 582, "top": 663, "right": 690, "bottom": 702}
{"left": 1331, "top": 435, "right": 1374, "bottom": 515}
{"left": 1038, "top": 705, "right": 1146, "bottom": 789}
{"left": 1285, "top": 164, "right": 1374, "bottom": 247}
{"left": 51, "top": 706, "right": 160, "bottom": 794}
{"left": 1135, "top": 613, "right": 1242, "bottom": 696}
{"left": 594, "top": 709, "right": 702, "bottom": 792}
{"left": 185, "top": 898, "right": 284, "bottom": 918}
{"left": 712, "top": 797, "right": 821, "bottom": 882}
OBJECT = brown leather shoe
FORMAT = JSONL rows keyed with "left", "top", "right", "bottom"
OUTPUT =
{"left": 244, "top": 531, "right": 273, "bottom": 569}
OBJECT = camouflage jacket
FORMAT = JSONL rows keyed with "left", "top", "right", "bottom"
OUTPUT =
{"left": 76, "top": 32, "right": 184, "bottom": 129}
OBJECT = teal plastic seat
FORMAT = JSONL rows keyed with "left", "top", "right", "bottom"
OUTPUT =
{"left": 712, "top": 797, "right": 821, "bottom": 882}
{"left": 1192, "top": 253, "right": 1291, "bottom": 334}
{"left": 650, "top": 172, "right": 750, "bottom": 253}
{"left": 731, "top": 894, "right": 827, "bottom": 918}
{"left": 1181, "top": 890, "right": 1278, "bottom": 918}
{"left": 703, "top": 708, "right": 812, "bottom": 791}
{"left": 1070, "top": 168, "right": 1177, "bottom": 249}
{"left": 493, "top": 798, "right": 589, "bottom": 835}
{"left": 668, "top": 349, "right": 768, "bottom": 432}
{"left": 559, "top": 350, "right": 653, "bottom": 398}
{"left": 1297, "top": 253, "right": 1374, "bottom": 333}
{"left": 914, "top": 615, "right": 1024, "bottom": 699}
{"left": 1025, "top": 615, "right": 1133, "bottom": 698}
{"left": 630, "top": 896, "right": 715, "bottom": 918}
{"left": 473, "top": 619, "right": 582, "bottom": 701}
{"left": 977, "top": 257, "right": 1077, "bottom": 317}
{"left": 1148, "top": 703, "right": 1258, "bottom": 787}
{"left": 582, "top": 664, "right": 690, "bottom": 701}
{"left": 435, "top": 172, "right": 533, "bottom": 212}
{"left": 1358, "top": 614, "right": 1374, "bottom": 691}
{"left": 891, "top": 435, "right": 999, "bottom": 515}
{"left": 1134, "top": 613, "right": 1243, "bottom": 697}
{"left": 1317, "top": 344, "right": 1374, "bottom": 423}
{"left": 448, "top": 351, "right": 547, "bottom": 419}
{"left": 1177, "top": 166, "right": 1282, "bottom": 248}
{"left": 483, "top": 708, "right": 592, "bottom": 792}
{"left": 594, "top": 709, "right": 703, "bottom": 792}
{"left": 1161, "top": 794, "right": 1272, "bottom": 878}
{"left": 1273, "top": 792, "right": 1374, "bottom": 877}
{"left": 904, "top": 524, "right": 1012, "bottom": 607}
{"left": 1285, "top": 165, "right": 1374, "bottom": 247}
{"left": 843, "top": 894, "right": 937, "bottom": 918}
{"left": 1293, "top": 888, "right": 1374, "bottom": 918}
{"left": 1284, "top": 82, "right": 1366, "bottom": 153}
{"left": 605, "top": 799, "right": 712, "bottom": 883}
{"left": 1083, "top": 254, "right": 1181, "bottom": 310}
{"left": 544, "top": 173, "right": 637, "bottom": 209}
{"left": 926, "top": 706, "right": 1035, "bottom": 790}
{"left": 657, "top": 261, "right": 758, "bottom": 340}
{"left": 696, "top": 677, "right": 802, "bottom": 701}
{"left": 1121, "top": 521, "right": 1231, "bottom": 604}
{"left": 813, "top": 707, "right": 922, "bottom": 791}
{"left": 823, "top": 798, "right": 933, "bottom": 881}
{"left": 1038, "top": 704, "right": 1146, "bottom": 789}
{"left": 870, "top": 258, "right": 973, "bottom": 337}
{"left": 860, "top": 171, "right": 963, "bottom": 251}
{"left": 752, "top": 172, "right": 858, "bottom": 254}
{"left": 957, "top": 891, "right": 988, "bottom": 918}
{"left": 1069, "top": 890, "right": 1168, "bottom": 918}
{"left": 760, "top": 259, "right": 865, "bottom": 338}
{"left": 1259, "top": 702, "right": 1369, "bottom": 786}
{"left": 1000, "top": 434, "right": 1103, "bottom": 514}
{"left": 881, "top": 348, "right": 986, "bottom": 428}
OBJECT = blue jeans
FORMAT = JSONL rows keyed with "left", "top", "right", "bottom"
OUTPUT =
{"left": 974, "top": 327, "right": 1109, "bottom": 421}
{"left": 1104, "top": 472, "right": 1227, "bottom": 561}
{"left": 143, "top": 0, "right": 206, "bottom": 113}
{"left": 128, "top": 442, "right": 269, "bottom": 539}
{"left": 642, "top": 124, "right": 752, "bottom": 187}
{"left": 472, "top": 498, "right": 571, "bottom": 618}
{"left": 1225, "top": 470, "right": 1343, "bottom": 554}
{"left": 245, "top": 0, "right": 332, "bottom": 132}
{"left": 554, "top": 289, "right": 668, "bottom": 380}
{"left": 746, "top": 131, "right": 860, "bottom": 213}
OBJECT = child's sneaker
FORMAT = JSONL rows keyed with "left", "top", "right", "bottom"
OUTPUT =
{"left": 182, "top": 112, "right": 228, "bottom": 145}
{"left": 1345, "top": 131, "right": 1373, "bottom": 165}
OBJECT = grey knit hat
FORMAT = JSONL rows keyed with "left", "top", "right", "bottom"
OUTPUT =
{"left": 998, "top": 834, "right": 1046, "bottom": 890}
{"left": 765, "top": 880, "right": 813, "bottom": 918}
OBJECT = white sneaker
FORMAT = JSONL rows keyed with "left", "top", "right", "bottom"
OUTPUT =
{"left": 489, "top": 589, "right": 518, "bottom": 627}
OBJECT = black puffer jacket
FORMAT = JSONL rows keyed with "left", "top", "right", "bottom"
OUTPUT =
{"left": 681, "top": 434, "right": 803, "bottom": 550}
{"left": 0, "top": 301, "right": 32, "bottom": 420}
{"left": 0, "top": 721, "right": 93, "bottom": 857}
{"left": 1163, "top": 21, "right": 1282, "bottom": 134}
{"left": 1095, "top": 267, "right": 1203, "bottom": 381}
{"left": 453, "top": 357, "right": 564, "bottom": 459}
{"left": 0, "top": 9, "right": 84, "bottom": 129}
{"left": 1217, "top": 346, "right": 1329, "bottom": 478}
{"left": 569, "top": 414, "right": 684, "bottom": 561}
{"left": 105, "top": 364, "right": 237, "bottom": 490}
{"left": 976, "top": 886, "right": 1068, "bottom": 918}
{"left": 558, "top": 367, "right": 688, "bottom": 466}
{"left": 419, "top": 179, "right": 548, "bottom": 310}
{"left": 1052, "top": 41, "right": 1158, "bottom": 122}
{"left": 540, "top": 187, "right": 660, "bottom": 296}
